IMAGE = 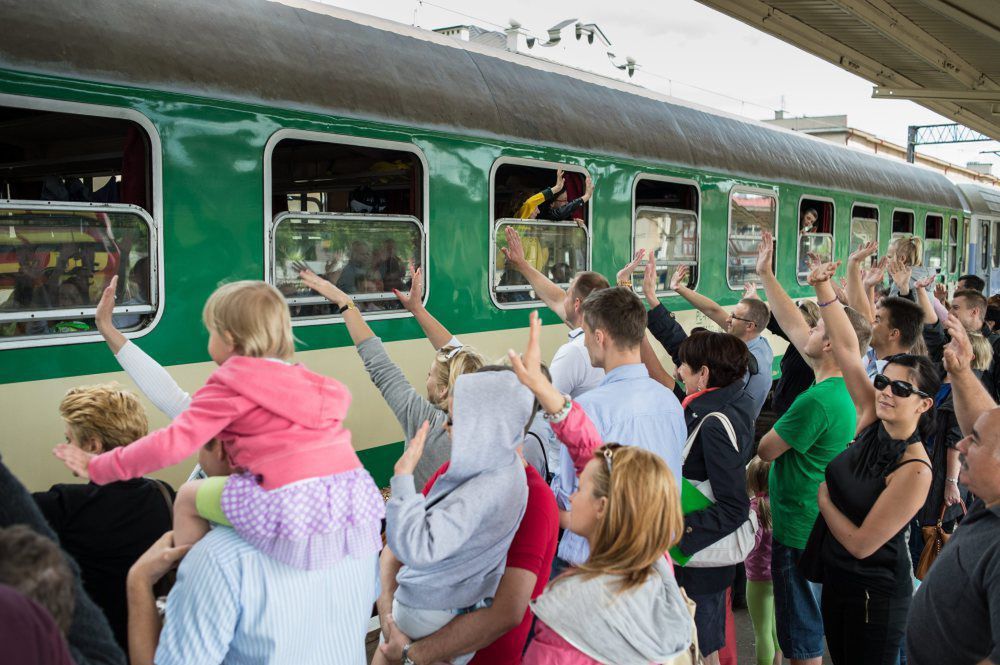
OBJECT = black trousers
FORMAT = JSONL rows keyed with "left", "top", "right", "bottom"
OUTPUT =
{"left": 822, "top": 583, "right": 910, "bottom": 665}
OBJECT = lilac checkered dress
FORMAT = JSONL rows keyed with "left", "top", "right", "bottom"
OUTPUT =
{"left": 220, "top": 468, "right": 384, "bottom": 570}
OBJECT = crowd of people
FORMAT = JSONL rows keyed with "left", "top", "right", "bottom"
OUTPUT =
{"left": 2, "top": 224, "right": 1000, "bottom": 665}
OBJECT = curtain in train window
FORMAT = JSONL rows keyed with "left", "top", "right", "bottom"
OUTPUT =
{"left": 272, "top": 214, "right": 422, "bottom": 316}
{"left": 0, "top": 205, "right": 155, "bottom": 340}
{"left": 728, "top": 190, "right": 776, "bottom": 288}
{"left": 850, "top": 205, "right": 879, "bottom": 266}
{"left": 947, "top": 217, "right": 958, "bottom": 274}
{"left": 797, "top": 198, "right": 834, "bottom": 284}
{"left": 493, "top": 220, "right": 588, "bottom": 305}
{"left": 633, "top": 207, "right": 698, "bottom": 294}
{"left": 924, "top": 215, "right": 944, "bottom": 270}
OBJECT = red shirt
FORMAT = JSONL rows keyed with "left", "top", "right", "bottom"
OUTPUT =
{"left": 422, "top": 462, "right": 559, "bottom": 664}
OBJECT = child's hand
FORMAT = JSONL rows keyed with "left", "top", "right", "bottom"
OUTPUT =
{"left": 394, "top": 421, "right": 429, "bottom": 477}
{"left": 53, "top": 443, "right": 94, "bottom": 480}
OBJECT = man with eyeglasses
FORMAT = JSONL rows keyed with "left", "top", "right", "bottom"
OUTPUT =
{"left": 669, "top": 264, "right": 774, "bottom": 418}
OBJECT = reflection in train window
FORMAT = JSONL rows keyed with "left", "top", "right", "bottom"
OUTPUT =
{"left": 0, "top": 205, "right": 156, "bottom": 340}
{"left": 797, "top": 198, "right": 834, "bottom": 284}
{"left": 728, "top": 189, "right": 776, "bottom": 289}
{"left": 947, "top": 217, "right": 958, "bottom": 274}
{"left": 851, "top": 204, "right": 879, "bottom": 266}
{"left": 631, "top": 178, "right": 699, "bottom": 295}
{"left": 492, "top": 219, "right": 588, "bottom": 306}
{"left": 924, "top": 214, "right": 944, "bottom": 270}
{"left": 269, "top": 137, "right": 425, "bottom": 319}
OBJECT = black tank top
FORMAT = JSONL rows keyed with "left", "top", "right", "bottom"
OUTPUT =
{"left": 821, "top": 422, "right": 931, "bottom": 595}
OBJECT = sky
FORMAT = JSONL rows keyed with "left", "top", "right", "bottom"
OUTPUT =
{"left": 314, "top": 0, "right": 1000, "bottom": 173}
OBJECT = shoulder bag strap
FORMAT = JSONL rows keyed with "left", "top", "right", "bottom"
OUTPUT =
{"left": 682, "top": 411, "right": 739, "bottom": 462}
{"left": 150, "top": 478, "right": 174, "bottom": 525}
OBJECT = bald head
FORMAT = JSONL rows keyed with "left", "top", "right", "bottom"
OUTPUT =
{"left": 958, "top": 408, "right": 1000, "bottom": 504}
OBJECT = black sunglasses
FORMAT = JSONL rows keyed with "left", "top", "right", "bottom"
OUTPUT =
{"left": 873, "top": 373, "right": 930, "bottom": 399}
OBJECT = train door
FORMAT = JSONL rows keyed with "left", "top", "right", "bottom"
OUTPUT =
{"left": 993, "top": 219, "right": 1000, "bottom": 294}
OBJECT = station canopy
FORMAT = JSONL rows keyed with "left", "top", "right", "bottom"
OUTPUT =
{"left": 695, "top": 1, "right": 1000, "bottom": 141}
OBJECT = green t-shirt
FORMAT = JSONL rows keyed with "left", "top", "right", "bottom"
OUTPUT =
{"left": 770, "top": 376, "right": 857, "bottom": 549}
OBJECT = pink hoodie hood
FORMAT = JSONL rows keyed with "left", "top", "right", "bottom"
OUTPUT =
{"left": 212, "top": 356, "right": 351, "bottom": 430}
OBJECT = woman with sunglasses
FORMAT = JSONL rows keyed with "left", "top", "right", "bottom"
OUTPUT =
{"left": 508, "top": 312, "right": 695, "bottom": 665}
{"left": 803, "top": 259, "right": 938, "bottom": 665}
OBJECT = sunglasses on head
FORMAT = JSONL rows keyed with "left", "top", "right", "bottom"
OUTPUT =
{"left": 873, "top": 373, "right": 930, "bottom": 399}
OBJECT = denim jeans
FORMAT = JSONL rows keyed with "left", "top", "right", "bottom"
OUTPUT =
{"left": 772, "top": 540, "right": 825, "bottom": 660}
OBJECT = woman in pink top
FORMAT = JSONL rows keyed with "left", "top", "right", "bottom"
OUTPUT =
{"left": 506, "top": 312, "right": 695, "bottom": 665}
{"left": 745, "top": 456, "right": 780, "bottom": 665}
{"left": 54, "top": 281, "right": 383, "bottom": 570}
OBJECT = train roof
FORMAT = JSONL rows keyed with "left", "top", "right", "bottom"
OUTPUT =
{"left": 0, "top": 0, "right": 965, "bottom": 210}
{"left": 957, "top": 183, "right": 1000, "bottom": 218}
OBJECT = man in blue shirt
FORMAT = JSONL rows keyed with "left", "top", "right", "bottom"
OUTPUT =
{"left": 126, "top": 528, "right": 377, "bottom": 665}
{"left": 551, "top": 287, "right": 687, "bottom": 566}
{"left": 670, "top": 266, "right": 774, "bottom": 418}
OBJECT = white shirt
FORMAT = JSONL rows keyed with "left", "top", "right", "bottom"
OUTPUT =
{"left": 549, "top": 327, "right": 605, "bottom": 398}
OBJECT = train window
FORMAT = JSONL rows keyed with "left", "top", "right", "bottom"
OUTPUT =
{"left": 850, "top": 204, "right": 879, "bottom": 265}
{"left": 924, "top": 214, "right": 944, "bottom": 270}
{"left": 994, "top": 221, "right": 1000, "bottom": 269}
{"left": 947, "top": 217, "right": 958, "bottom": 274}
{"left": 0, "top": 102, "right": 159, "bottom": 345}
{"left": 982, "top": 220, "right": 991, "bottom": 272}
{"left": 631, "top": 177, "right": 699, "bottom": 294}
{"left": 268, "top": 136, "right": 425, "bottom": 318}
{"left": 0, "top": 204, "right": 156, "bottom": 340}
{"left": 891, "top": 209, "right": 914, "bottom": 239}
{"left": 797, "top": 198, "right": 834, "bottom": 284}
{"left": 727, "top": 189, "right": 777, "bottom": 289}
{"left": 492, "top": 161, "right": 590, "bottom": 308}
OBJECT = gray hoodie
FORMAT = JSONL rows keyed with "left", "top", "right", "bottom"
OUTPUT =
{"left": 531, "top": 559, "right": 694, "bottom": 664}
{"left": 386, "top": 370, "right": 533, "bottom": 610}
{"left": 356, "top": 337, "right": 450, "bottom": 489}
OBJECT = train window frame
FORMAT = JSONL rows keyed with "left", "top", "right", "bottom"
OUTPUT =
{"left": 981, "top": 219, "right": 991, "bottom": 272}
{"left": 726, "top": 186, "right": 778, "bottom": 290}
{"left": 891, "top": 208, "right": 915, "bottom": 241}
{"left": 850, "top": 203, "right": 880, "bottom": 265}
{"left": 947, "top": 216, "right": 959, "bottom": 274}
{"left": 796, "top": 195, "right": 835, "bottom": 285}
{"left": 994, "top": 220, "right": 1000, "bottom": 270}
{"left": 923, "top": 213, "right": 945, "bottom": 271}
{"left": 630, "top": 173, "right": 700, "bottom": 297}
{"left": 0, "top": 94, "right": 163, "bottom": 351}
{"left": 489, "top": 156, "right": 592, "bottom": 311}
{"left": 263, "top": 129, "right": 430, "bottom": 327}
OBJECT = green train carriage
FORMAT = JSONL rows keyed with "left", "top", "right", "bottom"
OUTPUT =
{"left": 0, "top": 0, "right": 970, "bottom": 491}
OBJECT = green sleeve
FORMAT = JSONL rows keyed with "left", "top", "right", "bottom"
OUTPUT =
{"left": 773, "top": 391, "right": 828, "bottom": 454}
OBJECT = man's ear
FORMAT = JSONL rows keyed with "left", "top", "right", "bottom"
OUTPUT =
{"left": 80, "top": 437, "right": 103, "bottom": 454}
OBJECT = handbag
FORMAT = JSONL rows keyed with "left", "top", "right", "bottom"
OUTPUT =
{"left": 915, "top": 499, "right": 967, "bottom": 581}
{"left": 663, "top": 587, "right": 705, "bottom": 665}
{"left": 679, "top": 412, "right": 759, "bottom": 569}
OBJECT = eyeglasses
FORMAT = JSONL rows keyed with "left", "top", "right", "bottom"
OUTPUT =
{"left": 729, "top": 314, "right": 755, "bottom": 325}
{"left": 873, "top": 373, "right": 930, "bottom": 399}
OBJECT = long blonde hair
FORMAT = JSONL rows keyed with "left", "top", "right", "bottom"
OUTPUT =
{"left": 889, "top": 236, "right": 923, "bottom": 267}
{"left": 428, "top": 346, "right": 486, "bottom": 409}
{"left": 202, "top": 281, "right": 295, "bottom": 360}
{"left": 570, "top": 444, "right": 683, "bottom": 593}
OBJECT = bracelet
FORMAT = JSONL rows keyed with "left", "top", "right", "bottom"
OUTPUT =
{"left": 401, "top": 643, "right": 414, "bottom": 665}
{"left": 946, "top": 477, "right": 959, "bottom": 484}
{"left": 617, "top": 279, "right": 633, "bottom": 288}
{"left": 543, "top": 395, "right": 573, "bottom": 424}
{"left": 818, "top": 297, "right": 839, "bottom": 308}
{"left": 338, "top": 301, "right": 356, "bottom": 314}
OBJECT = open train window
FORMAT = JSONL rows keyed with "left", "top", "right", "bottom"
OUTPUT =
{"left": 631, "top": 176, "right": 699, "bottom": 295}
{"left": 850, "top": 204, "right": 879, "bottom": 266}
{"left": 267, "top": 134, "right": 426, "bottom": 320}
{"left": 924, "top": 214, "right": 944, "bottom": 270}
{"left": 491, "top": 160, "right": 590, "bottom": 308}
{"left": 797, "top": 197, "right": 834, "bottom": 284}
{"left": 727, "top": 188, "right": 777, "bottom": 289}
{"left": 0, "top": 102, "right": 158, "bottom": 345}
{"left": 892, "top": 209, "right": 914, "bottom": 240}
{"left": 947, "top": 217, "right": 958, "bottom": 274}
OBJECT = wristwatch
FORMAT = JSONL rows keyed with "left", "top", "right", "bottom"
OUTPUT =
{"left": 338, "top": 301, "right": 356, "bottom": 314}
{"left": 401, "top": 643, "right": 415, "bottom": 665}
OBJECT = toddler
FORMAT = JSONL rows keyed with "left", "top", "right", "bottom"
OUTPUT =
{"left": 746, "top": 456, "right": 781, "bottom": 665}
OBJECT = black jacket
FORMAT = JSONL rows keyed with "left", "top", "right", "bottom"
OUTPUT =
{"left": 917, "top": 386, "right": 971, "bottom": 526}
{"left": 0, "top": 455, "right": 126, "bottom": 665}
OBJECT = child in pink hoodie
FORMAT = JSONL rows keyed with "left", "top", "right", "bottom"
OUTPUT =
{"left": 54, "top": 281, "right": 384, "bottom": 569}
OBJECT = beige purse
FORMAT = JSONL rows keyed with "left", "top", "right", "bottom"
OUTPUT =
{"left": 663, "top": 588, "right": 705, "bottom": 665}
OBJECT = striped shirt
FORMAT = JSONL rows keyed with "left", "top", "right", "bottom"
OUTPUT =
{"left": 155, "top": 527, "right": 377, "bottom": 665}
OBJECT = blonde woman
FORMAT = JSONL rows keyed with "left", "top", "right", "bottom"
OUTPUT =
{"left": 508, "top": 312, "right": 694, "bottom": 664}
{"left": 299, "top": 266, "right": 486, "bottom": 489}
{"left": 34, "top": 384, "right": 172, "bottom": 649}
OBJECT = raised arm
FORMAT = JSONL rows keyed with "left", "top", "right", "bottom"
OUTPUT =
{"left": 391, "top": 267, "right": 456, "bottom": 350}
{"left": 846, "top": 242, "right": 877, "bottom": 323}
{"left": 95, "top": 275, "right": 127, "bottom": 354}
{"left": 913, "top": 275, "right": 939, "bottom": 325}
{"left": 640, "top": 335, "right": 677, "bottom": 392}
{"left": 811, "top": 262, "right": 877, "bottom": 430}
{"left": 757, "top": 231, "right": 810, "bottom": 355}
{"left": 943, "top": 317, "right": 997, "bottom": 435}
{"left": 671, "top": 264, "right": 730, "bottom": 329}
{"left": 501, "top": 226, "right": 568, "bottom": 321}
{"left": 889, "top": 259, "right": 913, "bottom": 298}
{"left": 299, "top": 269, "right": 374, "bottom": 345}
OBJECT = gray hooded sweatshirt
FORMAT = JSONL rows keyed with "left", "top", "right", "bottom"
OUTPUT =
{"left": 531, "top": 559, "right": 694, "bottom": 664}
{"left": 387, "top": 370, "right": 533, "bottom": 611}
